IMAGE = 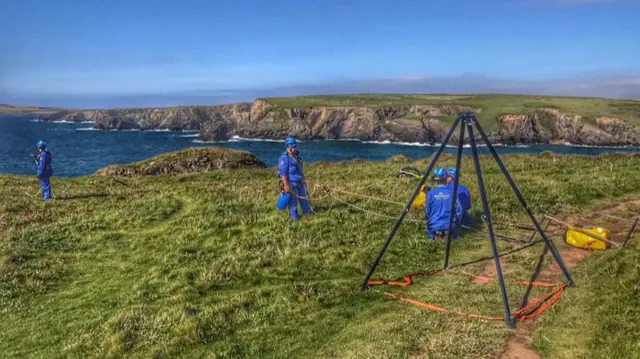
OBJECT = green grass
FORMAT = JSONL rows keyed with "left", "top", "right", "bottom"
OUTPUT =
{"left": 1, "top": 153, "right": 640, "bottom": 358}
{"left": 532, "top": 245, "right": 640, "bottom": 359}
{"left": 261, "top": 94, "right": 640, "bottom": 132}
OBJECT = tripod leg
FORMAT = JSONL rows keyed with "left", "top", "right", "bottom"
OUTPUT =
{"left": 623, "top": 215, "right": 640, "bottom": 248}
{"left": 471, "top": 115, "right": 575, "bottom": 287}
{"left": 360, "top": 115, "right": 462, "bottom": 291}
{"left": 444, "top": 121, "right": 466, "bottom": 269}
{"left": 521, "top": 244, "right": 549, "bottom": 308}
{"left": 467, "top": 119, "right": 515, "bottom": 328}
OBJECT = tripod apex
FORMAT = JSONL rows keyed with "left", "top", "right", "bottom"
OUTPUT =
{"left": 458, "top": 111, "right": 477, "bottom": 117}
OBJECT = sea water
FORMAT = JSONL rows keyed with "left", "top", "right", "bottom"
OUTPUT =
{"left": 2, "top": 115, "right": 639, "bottom": 178}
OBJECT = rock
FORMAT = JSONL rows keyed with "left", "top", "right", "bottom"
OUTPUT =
{"left": 42, "top": 100, "right": 640, "bottom": 147}
{"left": 491, "top": 108, "right": 640, "bottom": 146}
{"left": 40, "top": 111, "right": 88, "bottom": 123}
{"left": 94, "top": 147, "right": 266, "bottom": 177}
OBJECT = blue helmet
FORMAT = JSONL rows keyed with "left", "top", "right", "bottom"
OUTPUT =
{"left": 36, "top": 140, "right": 47, "bottom": 149}
{"left": 433, "top": 167, "right": 447, "bottom": 180}
{"left": 284, "top": 136, "right": 297, "bottom": 148}
{"left": 447, "top": 167, "right": 457, "bottom": 179}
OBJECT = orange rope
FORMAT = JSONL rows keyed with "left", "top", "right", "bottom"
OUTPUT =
{"left": 370, "top": 270, "right": 567, "bottom": 323}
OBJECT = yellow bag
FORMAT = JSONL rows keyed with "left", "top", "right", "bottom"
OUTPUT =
{"left": 565, "top": 226, "right": 610, "bottom": 250}
{"left": 411, "top": 186, "right": 428, "bottom": 209}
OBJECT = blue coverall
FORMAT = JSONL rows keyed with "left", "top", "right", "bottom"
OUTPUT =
{"left": 425, "top": 184, "right": 463, "bottom": 239}
{"left": 447, "top": 182, "right": 472, "bottom": 225}
{"left": 278, "top": 152, "right": 312, "bottom": 220}
{"left": 37, "top": 150, "right": 53, "bottom": 200}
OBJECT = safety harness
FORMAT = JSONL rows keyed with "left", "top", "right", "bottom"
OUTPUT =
{"left": 36, "top": 150, "right": 53, "bottom": 173}
{"left": 279, "top": 151, "right": 304, "bottom": 193}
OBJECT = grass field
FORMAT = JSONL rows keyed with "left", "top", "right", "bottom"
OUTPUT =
{"left": 0, "top": 105, "right": 60, "bottom": 115}
{"left": 262, "top": 94, "right": 640, "bottom": 131}
{"left": 1, "top": 152, "right": 640, "bottom": 358}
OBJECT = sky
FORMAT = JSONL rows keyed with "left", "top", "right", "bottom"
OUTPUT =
{"left": 1, "top": 0, "right": 639, "bottom": 108}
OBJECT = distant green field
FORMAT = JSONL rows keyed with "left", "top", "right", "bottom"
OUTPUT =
{"left": 0, "top": 105, "right": 59, "bottom": 115}
{"left": 262, "top": 94, "right": 640, "bottom": 131}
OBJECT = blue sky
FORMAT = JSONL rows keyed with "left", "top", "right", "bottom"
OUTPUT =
{"left": 1, "top": 0, "right": 639, "bottom": 107}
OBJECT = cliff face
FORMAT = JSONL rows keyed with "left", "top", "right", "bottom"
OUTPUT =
{"left": 41, "top": 101, "right": 640, "bottom": 146}
{"left": 41, "top": 105, "right": 252, "bottom": 131}
{"left": 201, "top": 100, "right": 477, "bottom": 143}
{"left": 491, "top": 109, "right": 640, "bottom": 146}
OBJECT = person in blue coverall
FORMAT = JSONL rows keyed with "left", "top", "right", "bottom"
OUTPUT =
{"left": 425, "top": 168, "right": 463, "bottom": 240}
{"left": 35, "top": 140, "right": 53, "bottom": 200}
{"left": 278, "top": 137, "right": 312, "bottom": 220}
{"left": 446, "top": 168, "right": 472, "bottom": 226}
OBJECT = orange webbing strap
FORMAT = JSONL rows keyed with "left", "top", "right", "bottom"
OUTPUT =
{"left": 371, "top": 271, "right": 567, "bottom": 323}
{"left": 513, "top": 284, "right": 567, "bottom": 322}
{"left": 383, "top": 292, "right": 449, "bottom": 312}
{"left": 367, "top": 269, "right": 443, "bottom": 287}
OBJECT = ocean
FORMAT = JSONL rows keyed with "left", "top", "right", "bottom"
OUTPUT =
{"left": 2, "top": 114, "right": 639, "bottom": 178}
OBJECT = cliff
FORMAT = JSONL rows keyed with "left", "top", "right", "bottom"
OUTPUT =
{"left": 41, "top": 105, "right": 251, "bottom": 131}
{"left": 490, "top": 109, "right": 640, "bottom": 146}
{"left": 39, "top": 95, "right": 640, "bottom": 146}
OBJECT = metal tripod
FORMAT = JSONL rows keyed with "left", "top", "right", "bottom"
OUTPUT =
{"left": 360, "top": 111, "right": 575, "bottom": 328}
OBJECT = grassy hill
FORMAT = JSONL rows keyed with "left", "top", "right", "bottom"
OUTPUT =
{"left": 262, "top": 94, "right": 640, "bottom": 131}
{"left": 1, "top": 150, "right": 639, "bottom": 358}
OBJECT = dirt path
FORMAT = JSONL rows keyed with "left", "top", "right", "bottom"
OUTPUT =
{"left": 480, "top": 201, "right": 640, "bottom": 359}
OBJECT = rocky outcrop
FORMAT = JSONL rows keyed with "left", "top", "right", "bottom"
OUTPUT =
{"left": 201, "top": 102, "right": 477, "bottom": 144}
{"left": 94, "top": 147, "right": 265, "bottom": 177}
{"left": 39, "top": 110, "right": 89, "bottom": 123}
{"left": 41, "top": 101, "right": 640, "bottom": 146}
{"left": 41, "top": 104, "right": 252, "bottom": 131}
{"left": 493, "top": 109, "right": 640, "bottom": 146}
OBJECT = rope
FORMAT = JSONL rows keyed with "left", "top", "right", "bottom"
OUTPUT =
{"left": 323, "top": 186, "right": 406, "bottom": 207}
{"left": 327, "top": 193, "right": 424, "bottom": 224}
{"left": 560, "top": 204, "right": 640, "bottom": 221}
{"left": 563, "top": 205, "right": 639, "bottom": 222}
{"left": 369, "top": 269, "right": 567, "bottom": 323}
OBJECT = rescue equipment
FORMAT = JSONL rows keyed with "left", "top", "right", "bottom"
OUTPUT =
{"left": 411, "top": 185, "right": 429, "bottom": 209}
{"left": 565, "top": 226, "right": 610, "bottom": 250}
{"left": 277, "top": 192, "right": 290, "bottom": 211}
{"left": 397, "top": 166, "right": 422, "bottom": 179}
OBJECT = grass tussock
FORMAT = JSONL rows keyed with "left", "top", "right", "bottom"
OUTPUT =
{"left": 1, "top": 153, "right": 640, "bottom": 358}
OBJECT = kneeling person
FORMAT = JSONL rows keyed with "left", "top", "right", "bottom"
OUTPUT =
{"left": 425, "top": 168, "right": 463, "bottom": 240}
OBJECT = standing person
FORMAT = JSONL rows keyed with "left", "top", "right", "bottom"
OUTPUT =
{"left": 446, "top": 168, "right": 472, "bottom": 225}
{"left": 425, "top": 168, "right": 463, "bottom": 240}
{"left": 278, "top": 137, "right": 312, "bottom": 220}
{"left": 35, "top": 140, "right": 53, "bottom": 200}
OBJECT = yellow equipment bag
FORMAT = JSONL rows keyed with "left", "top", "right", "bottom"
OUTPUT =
{"left": 565, "top": 226, "right": 610, "bottom": 250}
{"left": 411, "top": 185, "right": 428, "bottom": 209}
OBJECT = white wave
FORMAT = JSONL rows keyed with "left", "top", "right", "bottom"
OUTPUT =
{"left": 566, "top": 143, "right": 638, "bottom": 149}
{"left": 177, "top": 133, "right": 200, "bottom": 138}
{"left": 192, "top": 139, "right": 227, "bottom": 144}
{"left": 76, "top": 127, "right": 99, "bottom": 131}
{"left": 230, "top": 135, "right": 281, "bottom": 143}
